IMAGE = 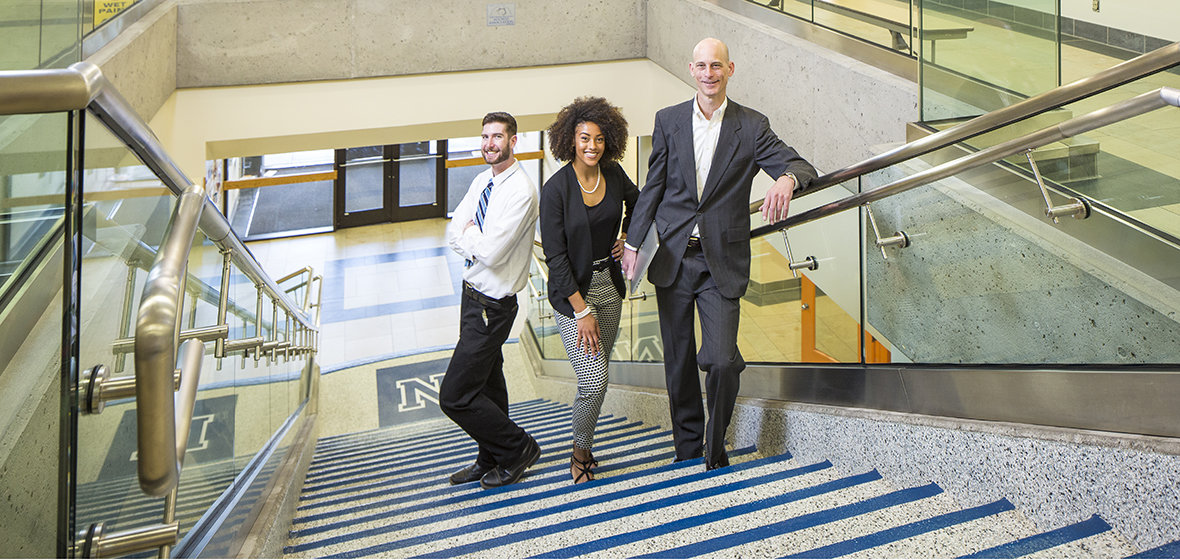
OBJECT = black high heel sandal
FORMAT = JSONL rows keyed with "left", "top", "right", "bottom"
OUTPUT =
{"left": 571, "top": 454, "right": 594, "bottom": 484}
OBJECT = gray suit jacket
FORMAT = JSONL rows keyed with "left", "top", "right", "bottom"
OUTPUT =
{"left": 626, "top": 99, "right": 817, "bottom": 299}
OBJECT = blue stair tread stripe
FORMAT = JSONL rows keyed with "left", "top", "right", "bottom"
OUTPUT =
{"left": 784, "top": 499, "right": 1016, "bottom": 558}
{"left": 289, "top": 447, "right": 779, "bottom": 557}
{"left": 306, "top": 415, "right": 622, "bottom": 479}
{"left": 960, "top": 514, "right": 1112, "bottom": 558}
{"left": 291, "top": 431, "right": 682, "bottom": 529}
{"left": 288, "top": 433, "right": 679, "bottom": 540}
{"left": 308, "top": 409, "right": 585, "bottom": 474}
{"left": 298, "top": 424, "right": 657, "bottom": 503}
{"left": 297, "top": 424, "right": 652, "bottom": 508}
{"left": 633, "top": 482, "right": 943, "bottom": 559}
{"left": 411, "top": 457, "right": 828, "bottom": 560}
{"left": 1129, "top": 539, "right": 1180, "bottom": 559}
{"left": 299, "top": 422, "right": 653, "bottom": 495}
{"left": 311, "top": 405, "right": 573, "bottom": 460}
{"left": 314, "top": 399, "right": 555, "bottom": 447}
{"left": 532, "top": 464, "right": 866, "bottom": 560}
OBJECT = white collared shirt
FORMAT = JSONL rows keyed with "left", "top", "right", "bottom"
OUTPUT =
{"left": 447, "top": 160, "right": 539, "bottom": 299}
{"left": 690, "top": 96, "right": 727, "bottom": 236}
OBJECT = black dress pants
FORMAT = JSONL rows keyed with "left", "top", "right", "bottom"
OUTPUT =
{"left": 439, "top": 284, "right": 528, "bottom": 467}
{"left": 654, "top": 246, "right": 744, "bottom": 464}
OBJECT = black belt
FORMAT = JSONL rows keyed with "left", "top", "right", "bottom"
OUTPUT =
{"left": 463, "top": 282, "right": 516, "bottom": 309}
{"left": 686, "top": 236, "right": 702, "bottom": 250}
{"left": 592, "top": 257, "right": 613, "bottom": 272}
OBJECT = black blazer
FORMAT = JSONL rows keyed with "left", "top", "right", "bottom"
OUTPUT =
{"left": 625, "top": 99, "right": 817, "bottom": 298}
{"left": 540, "top": 161, "right": 639, "bottom": 318}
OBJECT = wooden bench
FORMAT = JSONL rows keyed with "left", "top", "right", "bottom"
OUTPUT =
{"left": 812, "top": 0, "right": 973, "bottom": 62}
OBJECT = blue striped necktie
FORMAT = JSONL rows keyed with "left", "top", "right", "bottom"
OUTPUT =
{"left": 466, "top": 178, "right": 494, "bottom": 267}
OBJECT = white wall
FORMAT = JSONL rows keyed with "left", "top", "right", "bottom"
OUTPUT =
{"left": 1061, "top": 0, "right": 1178, "bottom": 41}
{"left": 149, "top": 60, "right": 694, "bottom": 186}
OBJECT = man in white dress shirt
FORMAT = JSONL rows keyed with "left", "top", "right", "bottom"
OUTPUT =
{"left": 441, "top": 112, "right": 541, "bottom": 489}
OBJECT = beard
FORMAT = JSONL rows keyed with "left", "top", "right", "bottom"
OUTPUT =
{"left": 483, "top": 147, "right": 510, "bottom": 166}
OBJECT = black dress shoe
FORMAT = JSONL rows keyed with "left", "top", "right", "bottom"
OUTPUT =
{"left": 449, "top": 462, "right": 494, "bottom": 485}
{"left": 705, "top": 452, "right": 730, "bottom": 471}
{"left": 674, "top": 445, "right": 705, "bottom": 463}
{"left": 480, "top": 435, "right": 540, "bottom": 489}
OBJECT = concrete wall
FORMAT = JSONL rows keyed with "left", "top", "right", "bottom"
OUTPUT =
{"left": 87, "top": 0, "right": 178, "bottom": 128}
{"left": 864, "top": 164, "right": 1180, "bottom": 364}
{"left": 645, "top": 0, "right": 918, "bottom": 174}
{"left": 174, "top": 0, "right": 647, "bottom": 87}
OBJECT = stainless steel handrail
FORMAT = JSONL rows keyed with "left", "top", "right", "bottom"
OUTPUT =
{"left": 134, "top": 184, "right": 205, "bottom": 496}
{"left": 748, "top": 41, "right": 1180, "bottom": 213}
{"left": 173, "top": 339, "right": 206, "bottom": 467}
{"left": 751, "top": 87, "right": 1180, "bottom": 238}
{"left": 0, "top": 61, "right": 315, "bottom": 333}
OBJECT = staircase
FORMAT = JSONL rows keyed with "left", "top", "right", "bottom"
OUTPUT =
{"left": 284, "top": 400, "right": 1178, "bottom": 558}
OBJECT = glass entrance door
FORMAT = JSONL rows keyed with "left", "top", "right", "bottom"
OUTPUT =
{"left": 334, "top": 142, "right": 446, "bottom": 228}
{"left": 392, "top": 141, "right": 445, "bottom": 222}
{"left": 335, "top": 145, "right": 391, "bottom": 228}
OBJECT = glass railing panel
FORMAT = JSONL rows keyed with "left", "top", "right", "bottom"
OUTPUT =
{"left": 527, "top": 245, "right": 565, "bottom": 360}
{"left": 75, "top": 111, "right": 177, "bottom": 539}
{"left": 860, "top": 157, "right": 1180, "bottom": 364}
{"left": 1056, "top": 42, "right": 1180, "bottom": 241}
{"left": 226, "top": 150, "right": 334, "bottom": 240}
{"left": 88, "top": 0, "right": 140, "bottom": 36}
{"left": 0, "top": 110, "right": 69, "bottom": 557}
{"left": 40, "top": 0, "right": 83, "bottom": 68}
{"left": 745, "top": 177, "right": 865, "bottom": 363}
{"left": 1, "top": 1, "right": 81, "bottom": 70}
{"left": 920, "top": 0, "right": 1058, "bottom": 120}
{"left": 2, "top": 3, "right": 44, "bottom": 70}
{"left": 621, "top": 274, "right": 662, "bottom": 363}
{"left": 816, "top": 0, "right": 915, "bottom": 55}
{"left": 0, "top": 114, "right": 70, "bottom": 297}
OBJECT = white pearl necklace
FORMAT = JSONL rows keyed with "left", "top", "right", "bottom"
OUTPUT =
{"left": 578, "top": 166, "right": 601, "bottom": 195}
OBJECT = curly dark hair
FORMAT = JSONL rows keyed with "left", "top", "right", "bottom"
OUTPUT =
{"left": 547, "top": 96, "right": 629, "bottom": 163}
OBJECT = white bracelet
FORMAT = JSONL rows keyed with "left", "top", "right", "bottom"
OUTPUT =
{"left": 573, "top": 307, "right": 592, "bottom": 320}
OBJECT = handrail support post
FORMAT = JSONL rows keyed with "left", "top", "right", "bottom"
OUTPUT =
{"left": 1025, "top": 149, "right": 1091, "bottom": 222}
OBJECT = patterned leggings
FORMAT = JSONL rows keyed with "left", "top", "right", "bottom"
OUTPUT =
{"left": 555, "top": 265, "right": 622, "bottom": 451}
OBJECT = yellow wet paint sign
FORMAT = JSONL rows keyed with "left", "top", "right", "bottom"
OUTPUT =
{"left": 94, "top": 0, "right": 134, "bottom": 27}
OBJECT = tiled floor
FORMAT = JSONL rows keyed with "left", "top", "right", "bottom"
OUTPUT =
{"left": 246, "top": 219, "right": 469, "bottom": 372}
{"left": 244, "top": 215, "right": 869, "bottom": 373}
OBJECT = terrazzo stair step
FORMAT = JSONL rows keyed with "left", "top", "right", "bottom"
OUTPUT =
{"left": 77, "top": 470, "right": 239, "bottom": 520}
{"left": 294, "top": 420, "right": 663, "bottom": 515}
{"left": 533, "top": 464, "right": 892, "bottom": 559}
{"left": 309, "top": 403, "right": 566, "bottom": 464}
{"left": 1131, "top": 539, "right": 1180, "bottom": 558}
{"left": 310, "top": 401, "right": 564, "bottom": 462}
{"left": 963, "top": 514, "right": 1135, "bottom": 559}
{"left": 305, "top": 409, "right": 606, "bottom": 480}
{"left": 312, "top": 399, "right": 556, "bottom": 454}
{"left": 285, "top": 425, "right": 689, "bottom": 553}
{"left": 297, "top": 417, "right": 650, "bottom": 500}
{"left": 287, "top": 396, "right": 1159, "bottom": 559}
{"left": 421, "top": 455, "right": 841, "bottom": 559}
{"left": 286, "top": 445, "right": 773, "bottom": 558}
{"left": 839, "top": 506, "right": 1035, "bottom": 558}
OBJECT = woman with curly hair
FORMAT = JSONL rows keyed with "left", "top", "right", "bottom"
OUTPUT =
{"left": 540, "top": 96, "right": 639, "bottom": 484}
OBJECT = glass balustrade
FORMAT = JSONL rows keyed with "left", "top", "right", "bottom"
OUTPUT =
{"left": 69, "top": 111, "right": 319, "bottom": 551}
{"left": 0, "top": 110, "right": 71, "bottom": 557}
{"left": 859, "top": 141, "right": 1180, "bottom": 364}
